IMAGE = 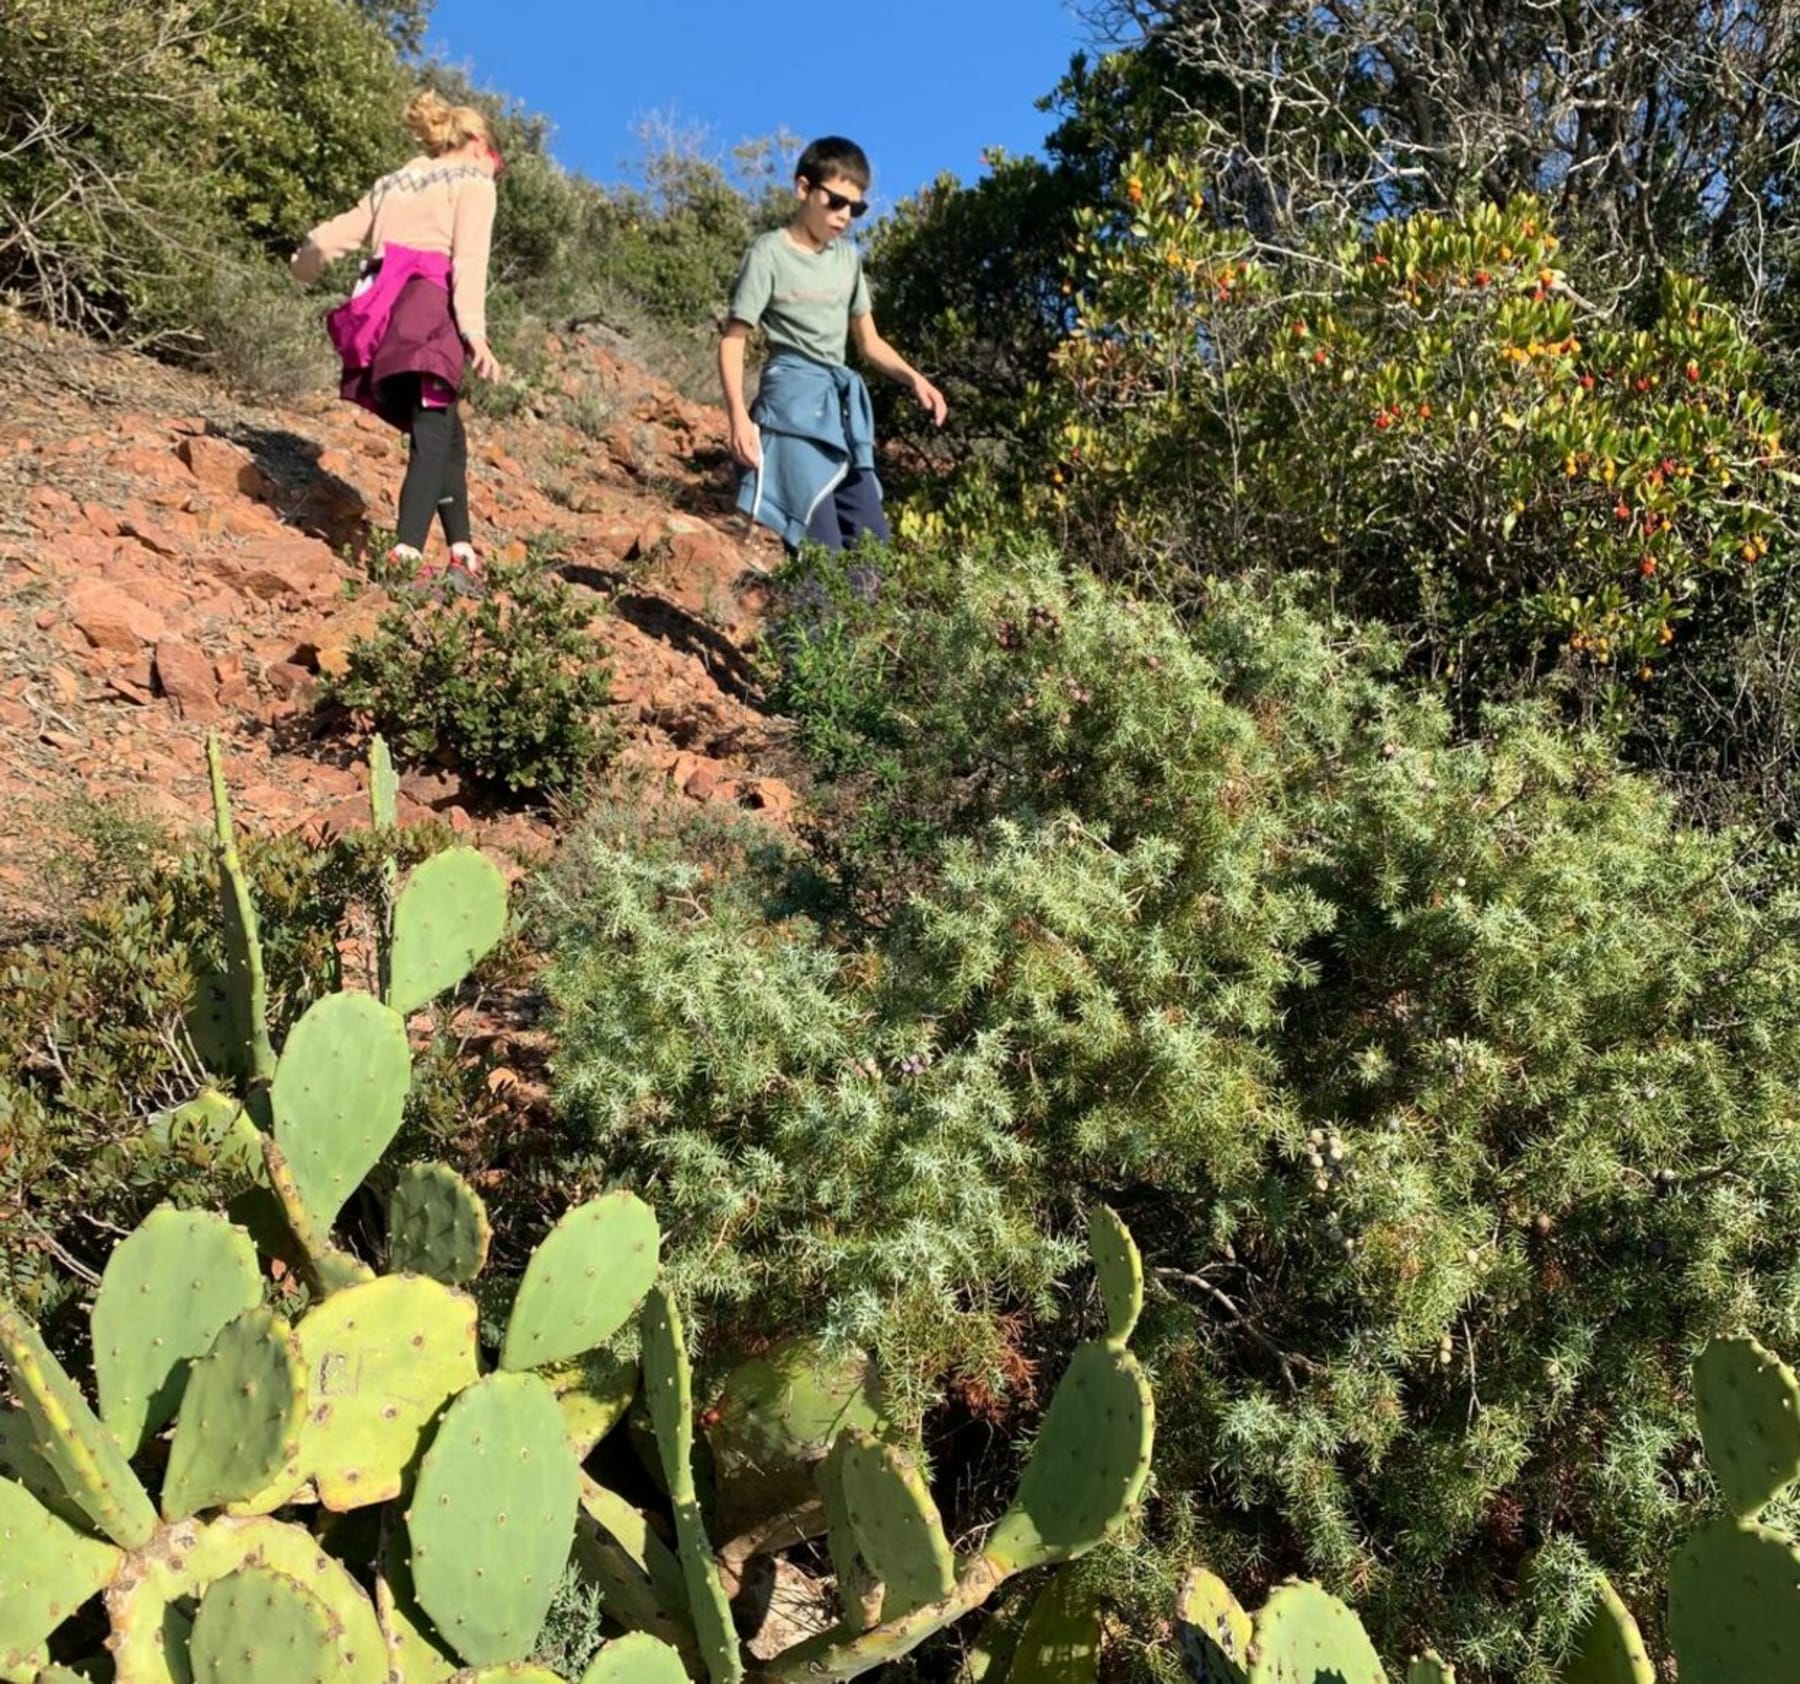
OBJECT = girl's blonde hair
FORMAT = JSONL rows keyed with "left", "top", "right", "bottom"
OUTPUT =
{"left": 404, "top": 89, "right": 493, "bottom": 157}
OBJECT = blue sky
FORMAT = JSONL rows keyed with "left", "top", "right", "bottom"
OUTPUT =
{"left": 424, "top": 0, "right": 1095, "bottom": 210}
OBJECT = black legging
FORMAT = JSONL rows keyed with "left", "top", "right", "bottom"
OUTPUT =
{"left": 394, "top": 388, "right": 470, "bottom": 550}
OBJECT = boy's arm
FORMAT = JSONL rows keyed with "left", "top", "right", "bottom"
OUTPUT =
{"left": 718, "top": 321, "right": 762, "bottom": 469}
{"left": 850, "top": 313, "right": 948, "bottom": 427}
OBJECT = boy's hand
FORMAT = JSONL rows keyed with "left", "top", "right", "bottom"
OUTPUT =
{"left": 730, "top": 415, "right": 763, "bottom": 470}
{"left": 912, "top": 373, "right": 948, "bottom": 427}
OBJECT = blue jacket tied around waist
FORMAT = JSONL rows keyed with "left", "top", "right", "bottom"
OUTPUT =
{"left": 738, "top": 351, "right": 881, "bottom": 547}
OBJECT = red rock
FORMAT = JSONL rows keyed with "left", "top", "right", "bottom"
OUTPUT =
{"left": 154, "top": 639, "right": 219, "bottom": 719}
{"left": 178, "top": 435, "right": 271, "bottom": 501}
{"left": 209, "top": 533, "right": 339, "bottom": 601}
{"left": 263, "top": 661, "right": 317, "bottom": 702}
{"left": 69, "top": 582, "right": 164, "bottom": 651}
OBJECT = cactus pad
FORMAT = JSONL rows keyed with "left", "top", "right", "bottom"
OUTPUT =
{"left": 1008, "top": 1570, "right": 1102, "bottom": 1683}
{"left": 106, "top": 1514, "right": 386, "bottom": 1684}
{"left": 983, "top": 1342, "right": 1154, "bottom": 1572}
{"left": 388, "top": 847, "right": 508, "bottom": 1017}
{"left": 294, "top": 1275, "right": 480, "bottom": 1511}
{"left": 1406, "top": 1656, "right": 1456, "bottom": 1684}
{"left": 1175, "top": 1567, "right": 1251, "bottom": 1684}
{"left": 1089, "top": 1206, "right": 1143, "bottom": 1346}
{"left": 1669, "top": 1513, "right": 1800, "bottom": 1684}
{"left": 188, "top": 1565, "right": 342, "bottom": 1684}
{"left": 0, "top": 1475, "right": 123, "bottom": 1665}
{"left": 370, "top": 735, "right": 400, "bottom": 834}
{"left": 407, "top": 1372, "right": 580, "bottom": 1667}
{"left": 446, "top": 1670, "right": 566, "bottom": 1683}
{"left": 162, "top": 1308, "right": 305, "bottom": 1521}
{"left": 573, "top": 1476, "right": 694, "bottom": 1657}
{"left": 836, "top": 1428, "right": 954, "bottom": 1619}
{"left": 1561, "top": 1573, "right": 1651, "bottom": 1684}
{"left": 207, "top": 734, "right": 276, "bottom": 1090}
{"left": 1693, "top": 1334, "right": 1800, "bottom": 1519}
{"left": 545, "top": 1351, "right": 638, "bottom": 1460}
{"left": 271, "top": 992, "right": 412, "bottom": 1229}
{"left": 578, "top": 1634, "right": 690, "bottom": 1684}
{"left": 91, "top": 1206, "right": 263, "bottom": 1456}
{"left": 641, "top": 1288, "right": 744, "bottom": 1684}
{"left": 376, "top": 1528, "right": 459, "bottom": 1684}
{"left": 0, "top": 1408, "right": 86, "bottom": 1530}
{"left": 1244, "top": 1581, "right": 1386, "bottom": 1684}
{"left": 500, "top": 1193, "right": 661, "bottom": 1373}
{"left": 389, "top": 1164, "right": 492, "bottom": 1286}
{"left": 0, "top": 1303, "right": 155, "bottom": 1549}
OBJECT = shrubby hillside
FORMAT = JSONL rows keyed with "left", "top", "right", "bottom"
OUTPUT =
{"left": 7, "top": 1, "right": 1800, "bottom": 1679}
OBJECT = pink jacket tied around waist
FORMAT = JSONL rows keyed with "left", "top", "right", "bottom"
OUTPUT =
{"left": 327, "top": 245, "right": 463, "bottom": 426}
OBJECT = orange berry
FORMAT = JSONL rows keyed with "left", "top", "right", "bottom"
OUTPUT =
{"left": 1615, "top": 500, "right": 1632, "bottom": 521}
{"left": 1685, "top": 361, "right": 1701, "bottom": 382}
{"left": 1639, "top": 557, "right": 1657, "bottom": 577}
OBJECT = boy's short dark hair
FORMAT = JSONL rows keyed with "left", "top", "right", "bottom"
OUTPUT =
{"left": 795, "top": 136, "right": 871, "bottom": 191}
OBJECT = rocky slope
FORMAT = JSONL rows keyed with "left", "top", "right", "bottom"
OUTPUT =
{"left": 0, "top": 310, "right": 795, "bottom": 919}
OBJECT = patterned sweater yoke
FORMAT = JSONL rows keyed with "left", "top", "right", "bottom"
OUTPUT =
{"left": 292, "top": 154, "right": 496, "bottom": 344}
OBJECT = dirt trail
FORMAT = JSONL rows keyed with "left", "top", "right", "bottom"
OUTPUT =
{"left": 0, "top": 312, "right": 796, "bottom": 918}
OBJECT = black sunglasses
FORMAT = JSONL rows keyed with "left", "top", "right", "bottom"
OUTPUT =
{"left": 811, "top": 185, "right": 870, "bottom": 219}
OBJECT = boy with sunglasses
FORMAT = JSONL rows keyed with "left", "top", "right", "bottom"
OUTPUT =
{"left": 719, "top": 136, "right": 947, "bottom": 560}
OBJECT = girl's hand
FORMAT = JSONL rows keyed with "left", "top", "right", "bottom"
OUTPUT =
{"left": 468, "top": 339, "right": 503, "bottom": 382}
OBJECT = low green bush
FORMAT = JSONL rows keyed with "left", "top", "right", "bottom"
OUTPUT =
{"left": 541, "top": 549, "right": 1800, "bottom": 1677}
{"left": 324, "top": 557, "right": 618, "bottom": 798}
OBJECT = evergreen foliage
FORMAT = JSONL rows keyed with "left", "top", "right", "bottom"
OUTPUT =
{"left": 545, "top": 552, "right": 1800, "bottom": 1675}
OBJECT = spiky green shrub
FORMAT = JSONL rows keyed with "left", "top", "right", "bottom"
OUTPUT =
{"left": 543, "top": 549, "right": 1800, "bottom": 1678}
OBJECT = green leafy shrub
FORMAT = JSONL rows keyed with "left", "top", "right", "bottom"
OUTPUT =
{"left": 543, "top": 549, "right": 1800, "bottom": 1676}
{"left": 1049, "top": 175, "right": 1792, "bottom": 703}
{"left": 0, "top": 807, "right": 446, "bottom": 1320}
{"left": 325, "top": 558, "right": 618, "bottom": 798}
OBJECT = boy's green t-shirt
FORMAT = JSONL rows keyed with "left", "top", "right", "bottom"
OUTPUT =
{"left": 728, "top": 228, "right": 871, "bottom": 366}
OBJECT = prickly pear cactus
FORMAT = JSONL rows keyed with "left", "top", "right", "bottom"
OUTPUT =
{"left": 1406, "top": 1655, "right": 1455, "bottom": 1684}
{"left": 1175, "top": 1567, "right": 1251, "bottom": 1684}
{"left": 983, "top": 1341, "right": 1154, "bottom": 1573}
{"left": 1559, "top": 1574, "right": 1651, "bottom": 1684}
{"left": 292, "top": 1274, "right": 480, "bottom": 1511}
{"left": 1669, "top": 1512, "right": 1800, "bottom": 1684}
{"left": 1693, "top": 1333, "right": 1800, "bottom": 1518}
{"left": 0, "top": 1475, "right": 122, "bottom": 1670}
{"left": 388, "top": 1163, "right": 492, "bottom": 1286}
{"left": 577, "top": 1633, "right": 690, "bottom": 1684}
{"left": 641, "top": 1287, "right": 744, "bottom": 1684}
{"left": 1008, "top": 1569, "right": 1102, "bottom": 1683}
{"left": 1244, "top": 1581, "right": 1387, "bottom": 1684}
{"left": 271, "top": 991, "right": 412, "bottom": 1229}
{"left": 375, "top": 1528, "right": 459, "bottom": 1684}
{"left": 542, "top": 1350, "right": 638, "bottom": 1461}
{"left": 500, "top": 1192, "right": 661, "bottom": 1373}
{"left": 91, "top": 1205, "right": 263, "bottom": 1456}
{"left": 106, "top": 1513, "right": 387, "bottom": 1684}
{"left": 188, "top": 1564, "right": 343, "bottom": 1684}
{"left": 0, "top": 1408, "right": 86, "bottom": 1531}
{"left": 206, "top": 733, "right": 276, "bottom": 1091}
{"left": 836, "top": 1428, "right": 955, "bottom": 1619}
{"left": 387, "top": 846, "right": 508, "bottom": 1017}
{"left": 1089, "top": 1206, "right": 1143, "bottom": 1347}
{"left": 0, "top": 1302, "right": 156, "bottom": 1549}
{"left": 709, "top": 1339, "right": 883, "bottom": 1541}
{"left": 161, "top": 1307, "right": 304, "bottom": 1520}
{"left": 573, "top": 1475, "right": 696, "bottom": 1660}
{"left": 447, "top": 1669, "right": 566, "bottom": 1683}
{"left": 408, "top": 1372, "right": 580, "bottom": 1668}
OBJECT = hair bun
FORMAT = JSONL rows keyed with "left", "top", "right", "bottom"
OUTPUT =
{"left": 403, "top": 88, "right": 491, "bottom": 156}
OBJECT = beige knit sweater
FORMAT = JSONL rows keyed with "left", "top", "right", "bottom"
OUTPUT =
{"left": 292, "top": 155, "right": 496, "bottom": 345}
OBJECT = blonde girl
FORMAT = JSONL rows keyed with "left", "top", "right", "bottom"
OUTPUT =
{"left": 291, "top": 89, "right": 505, "bottom": 589}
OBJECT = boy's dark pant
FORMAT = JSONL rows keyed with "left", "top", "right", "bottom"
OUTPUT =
{"left": 789, "top": 468, "right": 888, "bottom": 602}
{"left": 391, "top": 379, "right": 471, "bottom": 550}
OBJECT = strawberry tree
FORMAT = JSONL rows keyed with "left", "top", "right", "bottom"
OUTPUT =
{"left": 1046, "top": 155, "right": 1793, "bottom": 696}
